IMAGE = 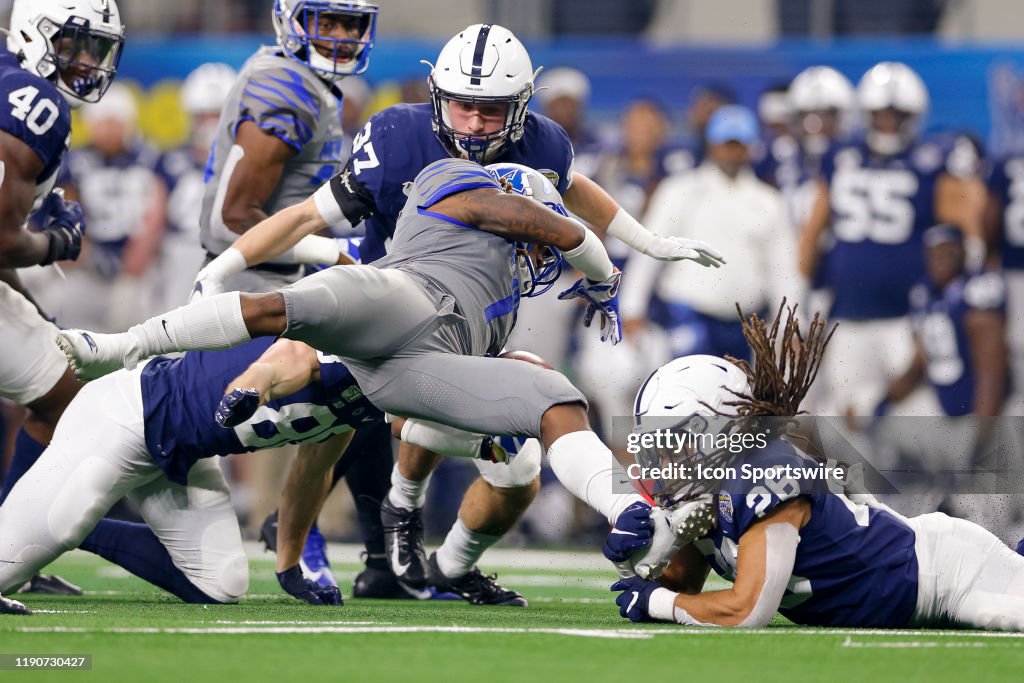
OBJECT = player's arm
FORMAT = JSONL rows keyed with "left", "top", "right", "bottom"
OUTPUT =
{"left": 936, "top": 173, "right": 987, "bottom": 257}
{"left": 219, "top": 121, "right": 296, "bottom": 235}
{"left": 982, "top": 188, "right": 1004, "bottom": 267}
{"left": 0, "top": 130, "right": 53, "bottom": 267}
{"left": 966, "top": 308, "right": 1008, "bottom": 417}
{"left": 879, "top": 344, "right": 926, "bottom": 412}
{"left": 276, "top": 432, "right": 352, "bottom": 573}
{"left": 120, "top": 174, "right": 168, "bottom": 278}
{"left": 563, "top": 171, "right": 723, "bottom": 266}
{"left": 614, "top": 498, "right": 808, "bottom": 627}
{"left": 797, "top": 180, "right": 830, "bottom": 278}
{"left": 658, "top": 543, "right": 712, "bottom": 595}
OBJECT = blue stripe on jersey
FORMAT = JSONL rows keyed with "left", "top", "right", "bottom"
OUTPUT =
{"left": 262, "top": 112, "right": 313, "bottom": 146}
{"left": 420, "top": 179, "right": 499, "bottom": 209}
{"left": 485, "top": 289, "right": 519, "bottom": 322}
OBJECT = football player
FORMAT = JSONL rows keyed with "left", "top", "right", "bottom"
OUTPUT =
{"left": 57, "top": 161, "right": 712, "bottom": 586}
{"left": 611, "top": 307, "right": 1024, "bottom": 631}
{"left": 0, "top": 0, "right": 125, "bottom": 614}
{"left": 192, "top": 0, "right": 384, "bottom": 595}
{"left": 0, "top": 333, "right": 520, "bottom": 607}
{"left": 191, "top": 23, "right": 722, "bottom": 604}
{"left": 797, "top": 62, "right": 986, "bottom": 417}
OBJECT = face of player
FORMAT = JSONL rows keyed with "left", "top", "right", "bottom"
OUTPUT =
{"left": 870, "top": 107, "right": 911, "bottom": 136}
{"left": 709, "top": 140, "right": 750, "bottom": 178}
{"left": 304, "top": 11, "right": 368, "bottom": 64}
{"left": 545, "top": 95, "right": 582, "bottom": 132}
{"left": 52, "top": 32, "right": 119, "bottom": 98}
{"left": 925, "top": 242, "right": 965, "bottom": 288}
{"left": 446, "top": 100, "right": 510, "bottom": 136}
{"left": 90, "top": 117, "right": 132, "bottom": 156}
{"left": 622, "top": 101, "right": 668, "bottom": 157}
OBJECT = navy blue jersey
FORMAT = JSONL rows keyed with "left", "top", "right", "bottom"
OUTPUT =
{"left": 348, "top": 103, "right": 575, "bottom": 263}
{"left": 141, "top": 339, "right": 381, "bottom": 485}
{"left": 821, "top": 134, "right": 980, "bottom": 319}
{"left": 695, "top": 438, "right": 919, "bottom": 628}
{"left": 0, "top": 49, "right": 72, "bottom": 212}
{"left": 156, "top": 146, "right": 206, "bottom": 237}
{"left": 60, "top": 143, "right": 163, "bottom": 278}
{"left": 909, "top": 271, "right": 1007, "bottom": 416}
{"left": 986, "top": 156, "right": 1024, "bottom": 270}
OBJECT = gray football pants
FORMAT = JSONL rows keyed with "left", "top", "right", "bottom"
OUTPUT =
{"left": 280, "top": 265, "right": 586, "bottom": 437}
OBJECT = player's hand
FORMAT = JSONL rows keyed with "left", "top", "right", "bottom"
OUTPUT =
{"left": 215, "top": 387, "right": 261, "bottom": 428}
{"left": 276, "top": 565, "right": 343, "bottom": 606}
{"left": 603, "top": 501, "right": 654, "bottom": 563}
{"left": 610, "top": 575, "right": 661, "bottom": 623}
{"left": 644, "top": 235, "right": 725, "bottom": 267}
{"left": 189, "top": 270, "right": 225, "bottom": 303}
{"left": 38, "top": 190, "right": 85, "bottom": 265}
{"left": 558, "top": 269, "right": 623, "bottom": 345}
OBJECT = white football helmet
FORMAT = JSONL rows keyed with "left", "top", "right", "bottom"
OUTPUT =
{"left": 426, "top": 24, "right": 541, "bottom": 163}
{"left": 787, "top": 66, "right": 855, "bottom": 155}
{"left": 632, "top": 355, "right": 751, "bottom": 508}
{"left": 857, "top": 61, "right": 929, "bottom": 155}
{"left": 8, "top": 0, "right": 125, "bottom": 106}
{"left": 272, "top": 0, "right": 378, "bottom": 80}
{"left": 181, "top": 63, "right": 237, "bottom": 115}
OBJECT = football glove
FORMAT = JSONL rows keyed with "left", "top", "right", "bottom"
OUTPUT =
{"left": 189, "top": 271, "right": 225, "bottom": 303}
{"left": 603, "top": 501, "right": 654, "bottom": 563}
{"left": 558, "top": 269, "right": 622, "bottom": 345}
{"left": 643, "top": 235, "right": 725, "bottom": 267}
{"left": 610, "top": 575, "right": 662, "bottom": 623}
{"left": 276, "top": 565, "right": 343, "bottom": 606}
{"left": 215, "top": 387, "right": 261, "bottom": 428}
{"left": 38, "top": 190, "right": 85, "bottom": 266}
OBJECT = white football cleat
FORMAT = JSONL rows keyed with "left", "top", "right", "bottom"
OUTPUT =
{"left": 55, "top": 329, "right": 140, "bottom": 380}
{"left": 630, "top": 495, "right": 717, "bottom": 580}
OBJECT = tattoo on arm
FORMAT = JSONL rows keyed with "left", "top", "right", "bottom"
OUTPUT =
{"left": 444, "top": 189, "right": 584, "bottom": 250}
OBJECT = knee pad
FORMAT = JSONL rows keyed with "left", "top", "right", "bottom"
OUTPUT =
{"left": 475, "top": 438, "right": 542, "bottom": 488}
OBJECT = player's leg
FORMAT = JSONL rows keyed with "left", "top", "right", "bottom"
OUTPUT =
{"left": 0, "top": 375, "right": 162, "bottom": 594}
{"left": 360, "top": 353, "right": 647, "bottom": 525}
{"left": 127, "top": 457, "right": 249, "bottom": 604}
{"left": 427, "top": 440, "right": 541, "bottom": 607}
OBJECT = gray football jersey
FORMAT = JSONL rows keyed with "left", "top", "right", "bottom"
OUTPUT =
{"left": 372, "top": 158, "right": 519, "bottom": 357}
{"left": 200, "top": 46, "right": 344, "bottom": 261}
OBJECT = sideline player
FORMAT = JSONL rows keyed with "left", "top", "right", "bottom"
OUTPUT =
{"left": 611, "top": 308, "right": 1024, "bottom": 631}
{"left": 798, "top": 61, "right": 985, "bottom": 416}
{"left": 58, "top": 161, "right": 714, "bottom": 575}
{"left": 0, "top": 0, "right": 125, "bottom": 613}
{"left": 190, "top": 23, "right": 723, "bottom": 602}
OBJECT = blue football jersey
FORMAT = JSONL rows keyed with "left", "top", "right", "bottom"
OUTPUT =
{"left": 156, "top": 146, "right": 206, "bottom": 238}
{"left": 0, "top": 49, "right": 72, "bottom": 214}
{"left": 909, "top": 270, "right": 1008, "bottom": 416}
{"left": 821, "top": 133, "right": 980, "bottom": 319}
{"left": 695, "top": 438, "right": 919, "bottom": 628}
{"left": 347, "top": 103, "right": 575, "bottom": 263}
{"left": 987, "top": 156, "right": 1024, "bottom": 270}
{"left": 141, "top": 338, "right": 382, "bottom": 485}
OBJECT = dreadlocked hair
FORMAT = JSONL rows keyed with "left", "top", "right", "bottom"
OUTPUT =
{"left": 722, "top": 298, "right": 837, "bottom": 418}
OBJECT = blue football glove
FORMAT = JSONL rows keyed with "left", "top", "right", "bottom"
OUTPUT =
{"left": 276, "top": 565, "right": 343, "bottom": 606}
{"left": 611, "top": 575, "right": 662, "bottom": 623}
{"left": 215, "top": 387, "right": 261, "bottom": 428}
{"left": 603, "top": 501, "right": 654, "bottom": 562}
{"left": 38, "top": 190, "right": 86, "bottom": 265}
{"left": 558, "top": 269, "right": 622, "bottom": 345}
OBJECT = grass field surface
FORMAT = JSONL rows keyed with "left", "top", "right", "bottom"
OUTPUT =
{"left": 3, "top": 544, "right": 1023, "bottom": 682}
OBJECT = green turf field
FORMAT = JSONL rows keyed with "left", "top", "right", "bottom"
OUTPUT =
{"left": 3, "top": 546, "right": 1023, "bottom": 682}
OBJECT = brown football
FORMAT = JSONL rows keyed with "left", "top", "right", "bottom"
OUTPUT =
{"left": 498, "top": 349, "right": 554, "bottom": 370}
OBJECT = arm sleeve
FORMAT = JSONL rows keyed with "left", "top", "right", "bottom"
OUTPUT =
{"left": 312, "top": 164, "right": 376, "bottom": 231}
{"left": 236, "top": 67, "right": 321, "bottom": 152}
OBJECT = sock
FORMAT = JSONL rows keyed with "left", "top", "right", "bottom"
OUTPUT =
{"left": 341, "top": 421, "right": 393, "bottom": 571}
{"left": 387, "top": 463, "right": 430, "bottom": 510}
{"left": 0, "top": 430, "right": 46, "bottom": 505}
{"left": 79, "top": 519, "right": 220, "bottom": 604}
{"left": 129, "top": 292, "right": 251, "bottom": 361}
{"left": 547, "top": 430, "right": 644, "bottom": 524}
{"left": 435, "top": 516, "right": 500, "bottom": 579}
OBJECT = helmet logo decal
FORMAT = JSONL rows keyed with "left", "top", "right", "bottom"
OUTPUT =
{"left": 469, "top": 24, "right": 492, "bottom": 86}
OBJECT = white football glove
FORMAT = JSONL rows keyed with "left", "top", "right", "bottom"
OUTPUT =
{"left": 189, "top": 269, "right": 225, "bottom": 303}
{"left": 557, "top": 269, "right": 623, "bottom": 345}
{"left": 643, "top": 235, "right": 726, "bottom": 267}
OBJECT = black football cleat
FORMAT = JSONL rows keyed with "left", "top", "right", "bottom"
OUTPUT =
{"left": 380, "top": 498, "right": 428, "bottom": 590}
{"left": 352, "top": 563, "right": 429, "bottom": 600}
{"left": 0, "top": 593, "right": 31, "bottom": 615}
{"left": 426, "top": 552, "right": 528, "bottom": 607}
{"left": 17, "top": 573, "right": 83, "bottom": 596}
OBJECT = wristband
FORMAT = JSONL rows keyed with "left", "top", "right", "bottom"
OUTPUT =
{"left": 647, "top": 587, "right": 680, "bottom": 622}
{"left": 561, "top": 227, "right": 614, "bottom": 282}
{"left": 200, "top": 247, "right": 247, "bottom": 281}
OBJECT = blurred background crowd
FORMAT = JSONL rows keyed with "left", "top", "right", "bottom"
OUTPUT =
{"left": 4, "top": 0, "right": 1024, "bottom": 547}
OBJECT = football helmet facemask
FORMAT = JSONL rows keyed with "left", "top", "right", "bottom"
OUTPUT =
{"left": 273, "top": 0, "right": 378, "bottom": 80}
